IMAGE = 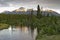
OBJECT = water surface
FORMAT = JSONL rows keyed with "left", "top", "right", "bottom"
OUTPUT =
{"left": 0, "top": 26, "right": 37, "bottom": 40}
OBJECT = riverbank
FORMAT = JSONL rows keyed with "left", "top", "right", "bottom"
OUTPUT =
{"left": 0, "top": 23, "right": 9, "bottom": 30}
{"left": 36, "top": 34, "right": 60, "bottom": 40}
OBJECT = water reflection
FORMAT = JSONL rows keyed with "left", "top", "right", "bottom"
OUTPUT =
{"left": 8, "top": 26, "right": 12, "bottom": 30}
{"left": 0, "top": 25, "right": 37, "bottom": 40}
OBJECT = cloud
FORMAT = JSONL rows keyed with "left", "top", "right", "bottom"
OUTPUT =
{"left": 0, "top": 0, "right": 60, "bottom": 9}
{"left": 0, "top": 0, "right": 37, "bottom": 7}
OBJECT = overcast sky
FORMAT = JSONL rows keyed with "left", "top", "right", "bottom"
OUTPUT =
{"left": 0, "top": 0, "right": 60, "bottom": 13}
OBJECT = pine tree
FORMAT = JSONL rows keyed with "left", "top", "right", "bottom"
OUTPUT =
{"left": 31, "top": 9, "right": 33, "bottom": 18}
{"left": 37, "top": 5, "right": 42, "bottom": 18}
{"left": 47, "top": 13, "right": 49, "bottom": 17}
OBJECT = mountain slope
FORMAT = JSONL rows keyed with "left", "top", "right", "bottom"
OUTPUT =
{"left": 1, "top": 8, "right": 60, "bottom": 16}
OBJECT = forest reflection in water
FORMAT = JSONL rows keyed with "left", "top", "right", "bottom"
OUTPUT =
{"left": 0, "top": 25, "right": 37, "bottom": 40}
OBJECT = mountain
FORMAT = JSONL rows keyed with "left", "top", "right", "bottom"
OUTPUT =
{"left": 14, "top": 7, "right": 26, "bottom": 12}
{"left": 2, "top": 11, "right": 11, "bottom": 14}
{"left": 1, "top": 7, "right": 60, "bottom": 16}
{"left": 42, "top": 10, "right": 60, "bottom": 16}
{"left": 11, "top": 7, "right": 26, "bottom": 14}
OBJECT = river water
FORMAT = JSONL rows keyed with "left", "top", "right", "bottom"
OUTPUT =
{"left": 0, "top": 26, "right": 37, "bottom": 40}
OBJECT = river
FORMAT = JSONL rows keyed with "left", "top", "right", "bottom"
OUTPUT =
{"left": 0, "top": 26, "right": 37, "bottom": 40}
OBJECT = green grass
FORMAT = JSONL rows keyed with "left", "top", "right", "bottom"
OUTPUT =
{"left": 0, "top": 23, "right": 9, "bottom": 30}
{"left": 37, "top": 35, "right": 60, "bottom": 40}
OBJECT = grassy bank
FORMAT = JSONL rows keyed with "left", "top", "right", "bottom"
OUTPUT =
{"left": 0, "top": 23, "right": 9, "bottom": 30}
{"left": 36, "top": 34, "right": 60, "bottom": 40}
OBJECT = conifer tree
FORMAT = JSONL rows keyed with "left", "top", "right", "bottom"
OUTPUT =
{"left": 31, "top": 9, "right": 33, "bottom": 18}
{"left": 47, "top": 13, "right": 49, "bottom": 17}
{"left": 37, "top": 5, "right": 42, "bottom": 18}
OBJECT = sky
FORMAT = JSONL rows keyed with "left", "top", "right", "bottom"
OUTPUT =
{"left": 0, "top": 0, "right": 60, "bottom": 13}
